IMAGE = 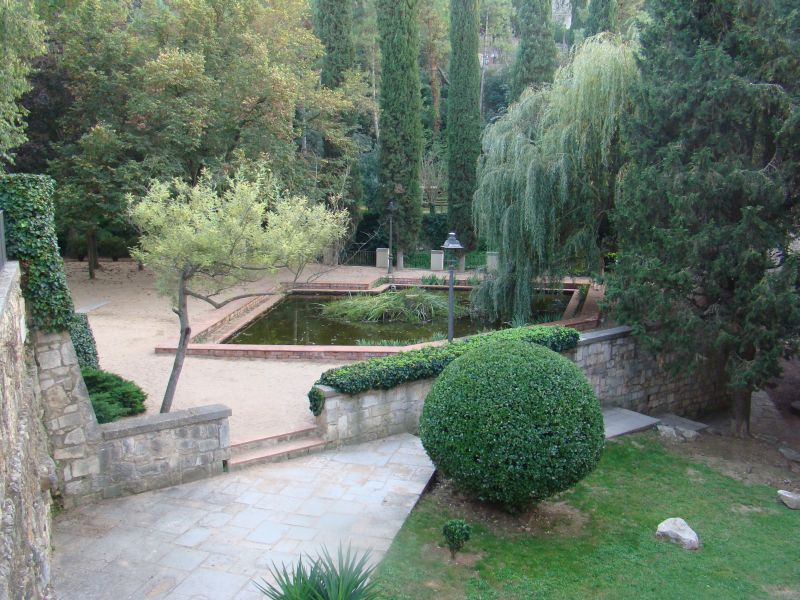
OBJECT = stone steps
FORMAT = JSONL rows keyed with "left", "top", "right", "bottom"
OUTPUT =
{"left": 228, "top": 428, "right": 326, "bottom": 471}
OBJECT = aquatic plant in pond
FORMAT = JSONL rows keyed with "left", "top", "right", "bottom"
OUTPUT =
{"left": 321, "top": 288, "right": 466, "bottom": 323}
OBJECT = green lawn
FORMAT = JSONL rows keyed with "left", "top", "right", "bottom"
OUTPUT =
{"left": 375, "top": 434, "right": 799, "bottom": 599}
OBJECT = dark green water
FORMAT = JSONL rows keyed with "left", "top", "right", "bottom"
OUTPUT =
{"left": 225, "top": 292, "right": 568, "bottom": 346}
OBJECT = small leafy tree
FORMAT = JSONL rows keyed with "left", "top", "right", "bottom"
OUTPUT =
{"left": 442, "top": 519, "right": 472, "bottom": 559}
{"left": 129, "top": 167, "right": 347, "bottom": 413}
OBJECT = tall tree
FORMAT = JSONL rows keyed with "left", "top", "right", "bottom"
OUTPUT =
{"left": 419, "top": 0, "right": 449, "bottom": 139}
{"left": 607, "top": 0, "right": 800, "bottom": 435}
{"left": 479, "top": 0, "right": 514, "bottom": 117}
{"left": 474, "top": 37, "right": 638, "bottom": 322}
{"left": 314, "top": 0, "right": 356, "bottom": 89}
{"left": 570, "top": 0, "right": 587, "bottom": 35}
{"left": 0, "top": 0, "right": 45, "bottom": 166}
{"left": 377, "top": 0, "right": 424, "bottom": 257}
{"left": 509, "top": 0, "right": 559, "bottom": 101}
{"left": 586, "top": 0, "right": 618, "bottom": 35}
{"left": 447, "top": 0, "right": 481, "bottom": 250}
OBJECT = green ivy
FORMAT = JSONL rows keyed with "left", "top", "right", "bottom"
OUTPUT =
{"left": 68, "top": 313, "right": 99, "bottom": 369}
{"left": 0, "top": 175, "right": 75, "bottom": 331}
{"left": 313, "top": 325, "right": 579, "bottom": 397}
{"left": 308, "top": 387, "right": 326, "bottom": 416}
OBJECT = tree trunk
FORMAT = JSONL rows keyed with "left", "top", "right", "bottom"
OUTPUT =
{"left": 429, "top": 53, "right": 441, "bottom": 137}
{"left": 371, "top": 50, "right": 380, "bottom": 141}
{"left": 87, "top": 230, "right": 100, "bottom": 280}
{"left": 161, "top": 273, "right": 191, "bottom": 413}
{"left": 731, "top": 386, "right": 752, "bottom": 438}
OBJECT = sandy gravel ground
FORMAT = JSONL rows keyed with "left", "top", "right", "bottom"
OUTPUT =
{"left": 65, "top": 260, "right": 378, "bottom": 444}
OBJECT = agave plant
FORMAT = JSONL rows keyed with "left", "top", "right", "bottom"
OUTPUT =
{"left": 255, "top": 545, "right": 379, "bottom": 600}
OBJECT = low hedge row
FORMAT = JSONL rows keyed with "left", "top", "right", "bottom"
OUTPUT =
{"left": 0, "top": 175, "right": 75, "bottom": 331}
{"left": 312, "top": 325, "right": 580, "bottom": 399}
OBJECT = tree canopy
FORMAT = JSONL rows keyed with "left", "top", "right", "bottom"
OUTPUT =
{"left": 508, "top": 0, "right": 558, "bottom": 102}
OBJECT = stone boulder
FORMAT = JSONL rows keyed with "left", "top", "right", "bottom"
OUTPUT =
{"left": 777, "top": 490, "right": 800, "bottom": 510}
{"left": 656, "top": 517, "right": 701, "bottom": 550}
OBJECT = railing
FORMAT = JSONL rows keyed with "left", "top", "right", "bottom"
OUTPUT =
{"left": 0, "top": 211, "right": 6, "bottom": 271}
{"left": 340, "top": 249, "right": 376, "bottom": 267}
{"left": 403, "top": 251, "right": 430, "bottom": 269}
{"left": 464, "top": 250, "right": 486, "bottom": 270}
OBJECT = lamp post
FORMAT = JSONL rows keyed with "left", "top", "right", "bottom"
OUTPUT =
{"left": 441, "top": 232, "right": 463, "bottom": 342}
{"left": 387, "top": 201, "right": 395, "bottom": 276}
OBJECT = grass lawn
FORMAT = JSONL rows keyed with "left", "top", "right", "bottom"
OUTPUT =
{"left": 374, "top": 433, "right": 799, "bottom": 599}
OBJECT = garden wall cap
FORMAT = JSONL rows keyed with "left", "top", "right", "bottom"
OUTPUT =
{"left": 101, "top": 404, "right": 232, "bottom": 440}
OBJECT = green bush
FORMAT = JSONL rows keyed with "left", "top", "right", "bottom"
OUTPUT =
{"left": 308, "top": 387, "right": 326, "bottom": 417}
{"left": 97, "top": 233, "right": 130, "bottom": 261}
{"left": 255, "top": 545, "right": 378, "bottom": 600}
{"left": 314, "top": 325, "right": 579, "bottom": 397}
{"left": 321, "top": 288, "right": 465, "bottom": 323}
{"left": 0, "top": 175, "right": 75, "bottom": 331}
{"left": 68, "top": 313, "right": 99, "bottom": 369}
{"left": 419, "top": 340, "right": 604, "bottom": 512}
{"left": 442, "top": 519, "right": 471, "bottom": 559}
{"left": 81, "top": 368, "right": 146, "bottom": 424}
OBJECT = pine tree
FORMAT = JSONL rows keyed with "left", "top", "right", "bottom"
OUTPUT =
{"left": 509, "top": 0, "right": 558, "bottom": 101}
{"left": 377, "top": 0, "right": 424, "bottom": 254}
{"left": 314, "top": 0, "right": 356, "bottom": 89}
{"left": 607, "top": 0, "right": 800, "bottom": 435}
{"left": 586, "top": 0, "right": 618, "bottom": 35}
{"left": 447, "top": 0, "right": 481, "bottom": 250}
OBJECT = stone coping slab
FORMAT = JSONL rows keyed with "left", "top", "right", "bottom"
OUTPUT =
{"left": 100, "top": 404, "right": 232, "bottom": 441}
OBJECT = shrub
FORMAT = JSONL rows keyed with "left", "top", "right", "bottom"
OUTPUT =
{"left": 442, "top": 519, "right": 471, "bottom": 559}
{"left": 308, "top": 387, "right": 325, "bottom": 417}
{"left": 68, "top": 313, "right": 99, "bottom": 369}
{"left": 0, "top": 175, "right": 74, "bottom": 331}
{"left": 81, "top": 368, "right": 146, "bottom": 424}
{"left": 314, "top": 325, "right": 579, "bottom": 397}
{"left": 321, "top": 288, "right": 464, "bottom": 323}
{"left": 255, "top": 545, "right": 378, "bottom": 600}
{"left": 421, "top": 274, "right": 446, "bottom": 286}
{"left": 419, "top": 339, "right": 604, "bottom": 512}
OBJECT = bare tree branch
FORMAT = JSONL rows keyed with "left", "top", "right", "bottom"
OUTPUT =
{"left": 185, "top": 289, "right": 278, "bottom": 309}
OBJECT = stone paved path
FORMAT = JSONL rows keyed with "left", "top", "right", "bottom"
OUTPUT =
{"left": 51, "top": 434, "right": 433, "bottom": 600}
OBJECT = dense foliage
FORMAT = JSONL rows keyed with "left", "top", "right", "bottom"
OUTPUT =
{"left": 0, "top": 0, "right": 44, "bottom": 165}
{"left": 419, "top": 340, "right": 604, "bottom": 511}
{"left": 607, "top": 0, "right": 800, "bottom": 434}
{"left": 442, "top": 519, "right": 471, "bottom": 558}
{"left": 314, "top": 0, "right": 356, "bottom": 89}
{"left": 586, "top": 0, "right": 619, "bottom": 35}
{"left": 68, "top": 313, "right": 99, "bottom": 370}
{"left": 0, "top": 174, "right": 75, "bottom": 331}
{"left": 313, "top": 325, "right": 579, "bottom": 396}
{"left": 446, "top": 0, "right": 481, "bottom": 250}
{"left": 509, "top": 0, "right": 558, "bottom": 101}
{"left": 377, "top": 0, "right": 423, "bottom": 253}
{"left": 321, "top": 288, "right": 465, "bottom": 323}
{"left": 474, "top": 36, "right": 638, "bottom": 322}
{"left": 81, "top": 367, "right": 147, "bottom": 424}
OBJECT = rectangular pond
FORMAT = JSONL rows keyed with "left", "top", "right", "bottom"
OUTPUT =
{"left": 224, "top": 291, "right": 569, "bottom": 346}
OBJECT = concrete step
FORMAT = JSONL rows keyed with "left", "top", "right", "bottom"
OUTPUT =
{"left": 228, "top": 437, "right": 326, "bottom": 471}
{"left": 603, "top": 407, "right": 661, "bottom": 439}
{"left": 230, "top": 426, "right": 319, "bottom": 458}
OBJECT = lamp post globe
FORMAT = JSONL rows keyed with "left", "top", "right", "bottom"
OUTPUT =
{"left": 441, "top": 232, "right": 463, "bottom": 342}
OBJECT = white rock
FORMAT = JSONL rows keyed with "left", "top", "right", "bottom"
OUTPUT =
{"left": 778, "top": 490, "right": 800, "bottom": 510}
{"left": 656, "top": 518, "right": 701, "bottom": 550}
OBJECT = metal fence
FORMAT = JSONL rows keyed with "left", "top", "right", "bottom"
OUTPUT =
{"left": 340, "top": 249, "right": 376, "bottom": 267}
{"left": 0, "top": 211, "right": 6, "bottom": 271}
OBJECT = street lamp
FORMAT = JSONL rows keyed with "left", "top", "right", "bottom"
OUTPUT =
{"left": 441, "top": 232, "right": 463, "bottom": 342}
{"left": 387, "top": 201, "right": 396, "bottom": 276}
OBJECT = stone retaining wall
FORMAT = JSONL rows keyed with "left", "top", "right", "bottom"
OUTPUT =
{"left": 0, "top": 263, "right": 56, "bottom": 600}
{"left": 314, "top": 326, "right": 729, "bottom": 446}
{"left": 34, "top": 329, "right": 232, "bottom": 508}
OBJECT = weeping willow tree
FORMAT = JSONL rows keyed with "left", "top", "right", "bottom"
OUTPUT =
{"left": 473, "top": 35, "right": 638, "bottom": 322}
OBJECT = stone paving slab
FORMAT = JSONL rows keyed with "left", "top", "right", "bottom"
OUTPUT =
{"left": 51, "top": 434, "right": 434, "bottom": 600}
{"left": 603, "top": 407, "right": 661, "bottom": 439}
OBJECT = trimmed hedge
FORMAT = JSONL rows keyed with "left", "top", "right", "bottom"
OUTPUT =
{"left": 315, "top": 325, "right": 579, "bottom": 396}
{"left": 0, "top": 175, "right": 75, "bottom": 331}
{"left": 81, "top": 368, "right": 146, "bottom": 424}
{"left": 419, "top": 340, "right": 605, "bottom": 511}
{"left": 68, "top": 313, "right": 99, "bottom": 369}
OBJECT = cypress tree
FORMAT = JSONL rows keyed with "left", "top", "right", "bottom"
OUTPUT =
{"left": 509, "top": 0, "right": 559, "bottom": 101}
{"left": 377, "top": 0, "right": 423, "bottom": 254}
{"left": 570, "top": 0, "right": 587, "bottom": 36}
{"left": 447, "top": 0, "right": 481, "bottom": 250}
{"left": 586, "top": 0, "right": 618, "bottom": 35}
{"left": 315, "top": 0, "right": 356, "bottom": 89}
{"left": 607, "top": 0, "right": 800, "bottom": 435}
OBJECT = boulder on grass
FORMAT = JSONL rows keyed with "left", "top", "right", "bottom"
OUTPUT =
{"left": 777, "top": 490, "right": 800, "bottom": 510}
{"left": 656, "top": 517, "right": 700, "bottom": 550}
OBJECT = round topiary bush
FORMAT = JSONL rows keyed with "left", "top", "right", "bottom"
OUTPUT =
{"left": 419, "top": 339, "right": 604, "bottom": 511}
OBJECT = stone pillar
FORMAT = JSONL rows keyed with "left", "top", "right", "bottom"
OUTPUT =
{"left": 376, "top": 248, "right": 389, "bottom": 269}
{"left": 430, "top": 250, "right": 444, "bottom": 271}
{"left": 396, "top": 249, "right": 404, "bottom": 270}
{"left": 457, "top": 254, "right": 466, "bottom": 272}
{"left": 322, "top": 245, "right": 339, "bottom": 266}
{"left": 486, "top": 251, "right": 499, "bottom": 272}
